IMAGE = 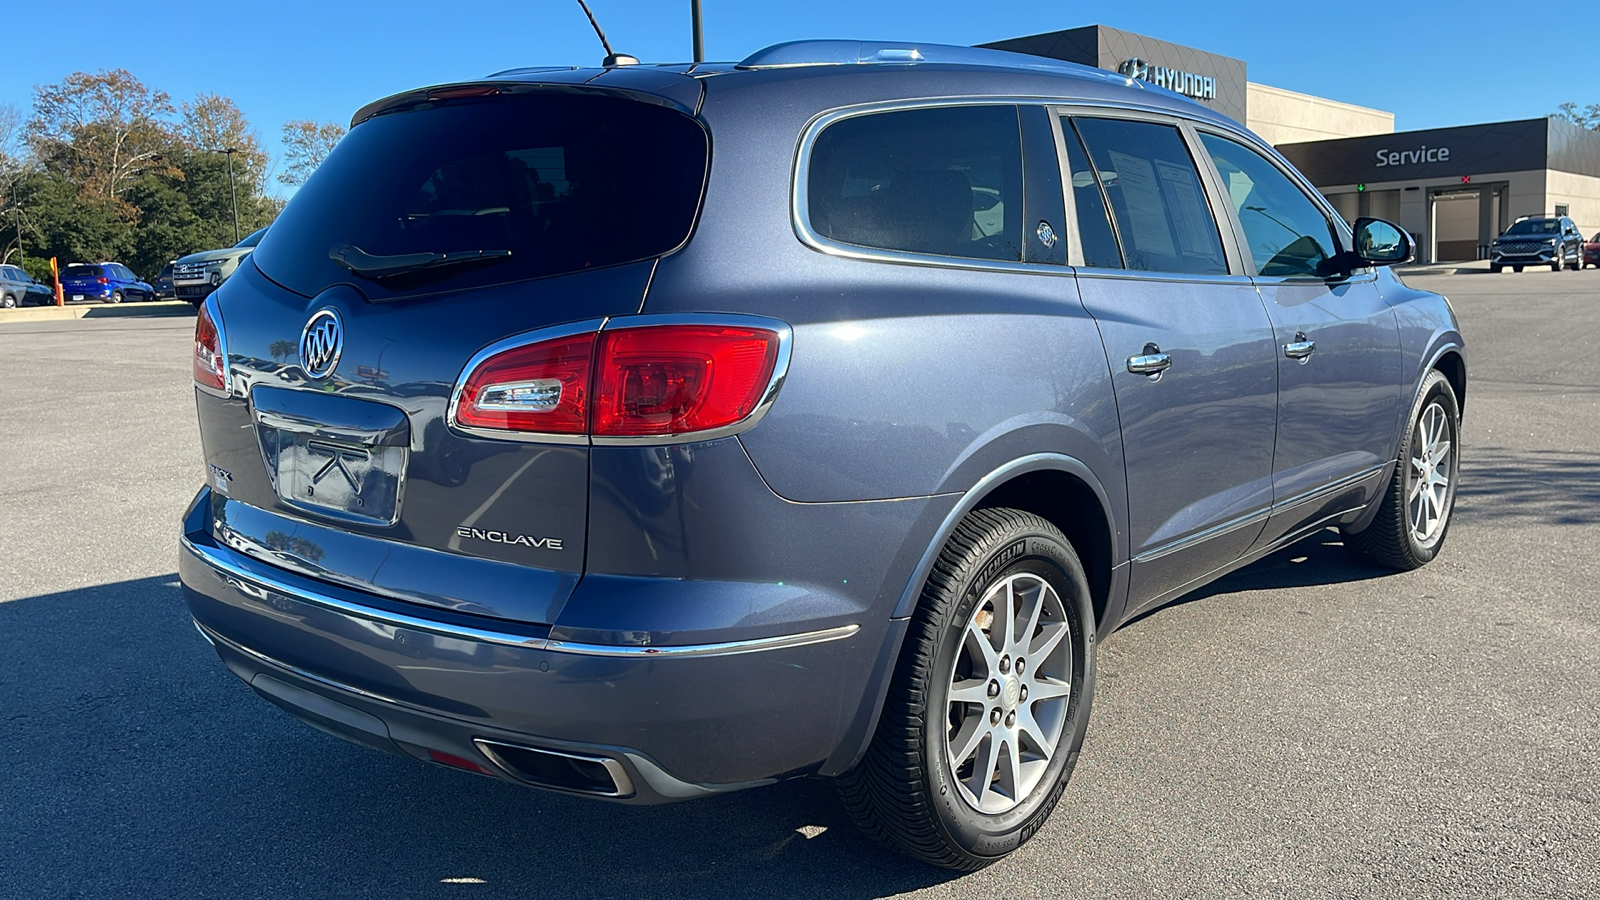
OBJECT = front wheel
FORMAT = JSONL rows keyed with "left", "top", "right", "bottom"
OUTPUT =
{"left": 839, "top": 508, "right": 1095, "bottom": 870}
{"left": 1513, "top": 265, "right": 1524, "bottom": 273}
{"left": 1489, "top": 264, "right": 1502, "bottom": 273}
{"left": 1344, "top": 370, "right": 1461, "bottom": 570}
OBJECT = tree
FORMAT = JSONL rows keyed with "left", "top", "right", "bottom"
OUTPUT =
{"left": 1, "top": 103, "right": 27, "bottom": 263}
{"left": 278, "top": 119, "right": 345, "bottom": 186}
{"left": 28, "top": 69, "right": 175, "bottom": 202}
{"left": 177, "top": 93, "right": 269, "bottom": 190}
{"left": 1555, "top": 102, "right": 1600, "bottom": 130}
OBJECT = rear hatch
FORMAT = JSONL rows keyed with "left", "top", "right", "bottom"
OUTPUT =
{"left": 60, "top": 264, "right": 105, "bottom": 294}
{"left": 200, "top": 83, "right": 709, "bottom": 625}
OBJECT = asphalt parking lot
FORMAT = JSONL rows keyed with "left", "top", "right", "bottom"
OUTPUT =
{"left": 2, "top": 269, "right": 1597, "bottom": 899}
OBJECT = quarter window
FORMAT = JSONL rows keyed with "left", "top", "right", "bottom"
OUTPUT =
{"left": 1070, "top": 117, "right": 1229, "bottom": 276}
{"left": 1200, "top": 133, "right": 1341, "bottom": 278}
{"left": 807, "top": 105, "right": 1023, "bottom": 262}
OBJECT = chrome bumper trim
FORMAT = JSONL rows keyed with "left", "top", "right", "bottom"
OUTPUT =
{"left": 544, "top": 624, "right": 860, "bottom": 658}
{"left": 184, "top": 534, "right": 859, "bottom": 658}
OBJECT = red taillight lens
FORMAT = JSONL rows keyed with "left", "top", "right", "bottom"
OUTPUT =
{"left": 455, "top": 333, "right": 595, "bottom": 433}
{"left": 594, "top": 325, "right": 779, "bottom": 436}
{"left": 193, "top": 303, "right": 226, "bottom": 391}
{"left": 97, "top": 277, "right": 109, "bottom": 284}
{"left": 453, "top": 323, "right": 782, "bottom": 439}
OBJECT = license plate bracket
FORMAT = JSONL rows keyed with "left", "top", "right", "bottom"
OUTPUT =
{"left": 264, "top": 430, "right": 405, "bottom": 525}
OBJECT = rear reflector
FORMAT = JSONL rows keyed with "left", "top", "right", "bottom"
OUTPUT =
{"left": 427, "top": 749, "right": 494, "bottom": 775}
{"left": 193, "top": 302, "right": 226, "bottom": 391}
{"left": 453, "top": 320, "right": 784, "bottom": 440}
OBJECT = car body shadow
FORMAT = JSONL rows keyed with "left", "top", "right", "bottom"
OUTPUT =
{"left": 0, "top": 576, "right": 952, "bottom": 899}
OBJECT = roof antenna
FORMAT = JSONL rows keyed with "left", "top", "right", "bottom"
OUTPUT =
{"left": 575, "top": 1, "right": 638, "bottom": 66}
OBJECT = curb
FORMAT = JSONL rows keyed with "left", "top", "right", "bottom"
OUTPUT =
{"left": 0, "top": 300, "right": 195, "bottom": 324}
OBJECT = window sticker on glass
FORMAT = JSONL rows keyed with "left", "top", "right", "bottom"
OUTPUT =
{"left": 1155, "top": 160, "right": 1212, "bottom": 257}
{"left": 1106, "top": 150, "right": 1175, "bottom": 258}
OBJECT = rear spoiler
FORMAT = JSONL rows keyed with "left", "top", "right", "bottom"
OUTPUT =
{"left": 351, "top": 66, "right": 705, "bottom": 128}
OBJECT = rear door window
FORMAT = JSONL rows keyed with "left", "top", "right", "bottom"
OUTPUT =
{"left": 1069, "top": 117, "right": 1229, "bottom": 276}
{"left": 251, "top": 91, "right": 709, "bottom": 300}
{"left": 806, "top": 105, "right": 1023, "bottom": 262}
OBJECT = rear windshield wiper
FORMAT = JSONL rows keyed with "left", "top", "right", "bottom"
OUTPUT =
{"left": 329, "top": 243, "right": 512, "bottom": 280}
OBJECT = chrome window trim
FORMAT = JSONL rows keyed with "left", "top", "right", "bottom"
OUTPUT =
{"left": 445, "top": 313, "right": 794, "bottom": 447}
{"left": 791, "top": 97, "right": 1079, "bottom": 278}
{"left": 1044, "top": 104, "right": 1245, "bottom": 276}
{"left": 186, "top": 533, "right": 856, "bottom": 658}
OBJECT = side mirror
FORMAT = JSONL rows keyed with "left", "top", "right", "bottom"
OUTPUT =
{"left": 1352, "top": 217, "right": 1414, "bottom": 266}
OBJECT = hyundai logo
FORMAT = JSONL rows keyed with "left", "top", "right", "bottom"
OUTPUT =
{"left": 299, "top": 308, "right": 343, "bottom": 379}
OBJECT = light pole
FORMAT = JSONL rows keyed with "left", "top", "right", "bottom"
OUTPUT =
{"left": 691, "top": 0, "right": 703, "bottom": 63}
{"left": 209, "top": 147, "right": 241, "bottom": 244}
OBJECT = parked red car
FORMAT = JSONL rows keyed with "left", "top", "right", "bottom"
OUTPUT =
{"left": 1584, "top": 232, "right": 1600, "bottom": 268}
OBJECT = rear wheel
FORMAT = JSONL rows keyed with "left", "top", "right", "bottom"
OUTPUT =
{"left": 1, "top": 293, "right": 15, "bottom": 309}
{"left": 109, "top": 290, "right": 123, "bottom": 304}
{"left": 840, "top": 507, "right": 1095, "bottom": 870}
{"left": 1344, "top": 370, "right": 1460, "bottom": 570}
{"left": 1567, "top": 246, "right": 1582, "bottom": 271}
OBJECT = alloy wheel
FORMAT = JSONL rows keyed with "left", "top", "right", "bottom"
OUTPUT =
{"left": 1407, "top": 401, "right": 1453, "bottom": 543}
{"left": 945, "top": 572, "right": 1073, "bottom": 815}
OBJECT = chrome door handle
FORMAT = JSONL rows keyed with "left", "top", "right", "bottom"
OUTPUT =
{"left": 1283, "top": 332, "right": 1315, "bottom": 362}
{"left": 1127, "top": 343, "right": 1172, "bottom": 379}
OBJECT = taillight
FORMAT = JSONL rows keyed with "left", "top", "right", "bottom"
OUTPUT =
{"left": 453, "top": 320, "right": 785, "bottom": 440}
{"left": 594, "top": 325, "right": 780, "bottom": 437}
{"left": 454, "top": 332, "right": 595, "bottom": 434}
{"left": 97, "top": 277, "right": 109, "bottom": 284}
{"left": 194, "top": 302, "right": 226, "bottom": 391}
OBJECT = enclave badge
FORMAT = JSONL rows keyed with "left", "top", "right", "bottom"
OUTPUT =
{"left": 299, "top": 308, "right": 343, "bottom": 379}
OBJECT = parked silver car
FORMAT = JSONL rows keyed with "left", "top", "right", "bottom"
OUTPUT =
{"left": 0, "top": 264, "right": 54, "bottom": 308}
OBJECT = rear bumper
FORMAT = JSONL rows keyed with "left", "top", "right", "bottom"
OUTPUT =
{"left": 179, "top": 489, "right": 890, "bottom": 802}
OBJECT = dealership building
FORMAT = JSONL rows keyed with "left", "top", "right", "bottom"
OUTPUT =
{"left": 983, "top": 25, "right": 1600, "bottom": 262}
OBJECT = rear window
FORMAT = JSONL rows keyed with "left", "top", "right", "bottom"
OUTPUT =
{"left": 251, "top": 91, "right": 709, "bottom": 300}
{"left": 63, "top": 265, "right": 103, "bottom": 278}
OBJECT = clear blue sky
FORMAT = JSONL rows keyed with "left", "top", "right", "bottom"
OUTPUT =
{"left": 4, "top": 0, "right": 1597, "bottom": 189}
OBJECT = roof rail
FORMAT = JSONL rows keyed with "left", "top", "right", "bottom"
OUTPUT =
{"left": 736, "top": 39, "right": 1135, "bottom": 86}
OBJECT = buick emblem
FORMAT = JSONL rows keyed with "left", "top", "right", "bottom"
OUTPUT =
{"left": 299, "top": 308, "right": 343, "bottom": 379}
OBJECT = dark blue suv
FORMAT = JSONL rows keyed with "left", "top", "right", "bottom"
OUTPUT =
{"left": 180, "top": 41, "right": 1465, "bottom": 869}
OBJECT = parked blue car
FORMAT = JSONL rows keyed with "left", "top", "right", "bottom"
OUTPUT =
{"left": 180, "top": 41, "right": 1465, "bottom": 870}
{"left": 58, "top": 262, "right": 154, "bottom": 303}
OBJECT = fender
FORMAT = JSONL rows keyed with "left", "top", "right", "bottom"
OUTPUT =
{"left": 1388, "top": 336, "right": 1466, "bottom": 462}
{"left": 891, "top": 452, "right": 1122, "bottom": 618}
{"left": 820, "top": 452, "right": 1125, "bottom": 777}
